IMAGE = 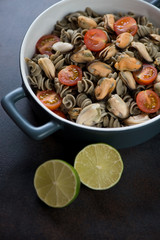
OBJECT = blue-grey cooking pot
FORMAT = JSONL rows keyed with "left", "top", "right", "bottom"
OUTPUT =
{"left": 1, "top": 0, "right": 160, "bottom": 148}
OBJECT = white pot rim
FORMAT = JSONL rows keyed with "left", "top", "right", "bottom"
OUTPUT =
{"left": 20, "top": 0, "right": 160, "bottom": 132}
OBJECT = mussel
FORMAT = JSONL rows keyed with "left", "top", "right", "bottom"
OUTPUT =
{"left": 106, "top": 94, "right": 129, "bottom": 119}
{"left": 88, "top": 61, "right": 113, "bottom": 77}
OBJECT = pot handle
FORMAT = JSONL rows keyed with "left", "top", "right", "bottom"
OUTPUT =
{"left": 1, "top": 87, "right": 61, "bottom": 140}
{"left": 150, "top": 0, "right": 160, "bottom": 7}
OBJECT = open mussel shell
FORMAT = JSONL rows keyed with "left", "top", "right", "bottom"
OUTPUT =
{"left": 76, "top": 103, "right": 102, "bottom": 126}
{"left": 131, "top": 41, "right": 153, "bottom": 62}
{"left": 116, "top": 32, "right": 133, "bottom": 49}
{"left": 123, "top": 114, "right": 150, "bottom": 126}
{"left": 70, "top": 49, "right": 95, "bottom": 63}
{"left": 87, "top": 61, "right": 113, "bottom": 77}
{"left": 78, "top": 15, "right": 97, "bottom": 29}
{"left": 114, "top": 54, "right": 142, "bottom": 71}
{"left": 95, "top": 77, "right": 116, "bottom": 100}
{"left": 119, "top": 71, "right": 136, "bottom": 90}
{"left": 106, "top": 94, "right": 130, "bottom": 119}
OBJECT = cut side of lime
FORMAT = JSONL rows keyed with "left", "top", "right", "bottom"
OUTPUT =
{"left": 34, "top": 159, "right": 80, "bottom": 208}
{"left": 74, "top": 143, "right": 123, "bottom": 190}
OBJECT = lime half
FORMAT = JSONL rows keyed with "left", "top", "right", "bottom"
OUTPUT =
{"left": 74, "top": 143, "right": 123, "bottom": 190}
{"left": 34, "top": 159, "right": 80, "bottom": 208}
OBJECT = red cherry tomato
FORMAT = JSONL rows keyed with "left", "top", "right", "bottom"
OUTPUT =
{"left": 58, "top": 65, "right": 82, "bottom": 86}
{"left": 37, "top": 90, "right": 62, "bottom": 110}
{"left": 36, "top": 34, "right": 60, "bottom": 56}
{"left": 114, "top": 16, "right": 138, "bottom": 36}
{"left": 84, "top": 29, "right": 108, "bottom": 52}
{"left": 136, "top": 90, "right": 160, "bottom": 113}
{"left": 53, "top": 110, "right": 67, "bottom": 119}
{"left": 133, "top": 64, "right": 158, "bottom": 85}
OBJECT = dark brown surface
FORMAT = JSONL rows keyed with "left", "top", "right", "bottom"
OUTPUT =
{"left": 0, "top": 1, "right": 160, "bottom": 239}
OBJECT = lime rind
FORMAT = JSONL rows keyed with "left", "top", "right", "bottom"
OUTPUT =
{"left": 34, "top": 159, "right": 81, "bottom": 208}
{"left": 74, "top": 143, "right": 123, "bottom": 190}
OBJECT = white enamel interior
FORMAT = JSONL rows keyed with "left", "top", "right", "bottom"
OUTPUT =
{"left": 20, "top": 0, "right": 160, "bottom": 132}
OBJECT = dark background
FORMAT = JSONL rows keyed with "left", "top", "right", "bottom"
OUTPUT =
{"left": 0, "top": 0, "right": 160, "bottom": 239}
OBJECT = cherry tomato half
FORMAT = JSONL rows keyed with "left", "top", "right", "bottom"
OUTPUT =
{"left": 84, "top": 28, "right": 108, "bottom": 52}
{"left": 58, "top": 65, "right": 82, "bottom": 86}
{"left": 136, "top": 90, "right": 160, "bottom": 113}
{"left": 37, "top": 90, "right": 62, "bottom": 111}
{"left": 36, "top": 34, "right": 60, "bottom": 56}
{"left": 133, "top": 64, "right": 158, "bottom": 85}
{"left": 114, "top": 16, "right": 138, "bottom": 36}
{"left": 53, "top": 110, "right": 67, "bottom": 119}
